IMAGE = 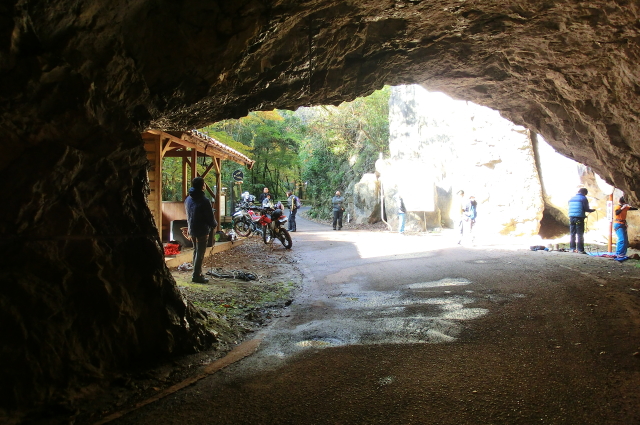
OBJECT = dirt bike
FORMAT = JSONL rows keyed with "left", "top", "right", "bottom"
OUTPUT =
{"left": 258, "top": 207, "right": 292, "bottom": 249}
{"left": 232, "top": 202, "right": 263, "bottom": 237}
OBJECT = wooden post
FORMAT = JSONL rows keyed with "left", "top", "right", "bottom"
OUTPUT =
{"left": 608, "top": 193, "right": 613, "bottom": 253}
{"left": 191, "top": 147, "right": 197, "bottom": 182}
{"left": 181, "top": 156, "right": 188, "bottom": 200}
{"left": 215, "top": 158, "right": 222, "bottom": 231}
{"left": 142, "top": 133, "right": 162, "bottom": 235}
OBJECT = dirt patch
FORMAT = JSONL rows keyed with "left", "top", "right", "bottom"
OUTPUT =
{"left": 65, "top": 237, "right": 303, "bottom": 425}
{"left": 173, "top": 238, "right": 301, "bottom": 347}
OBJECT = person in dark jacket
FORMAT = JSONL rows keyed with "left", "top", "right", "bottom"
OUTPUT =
{"left": 185, "top": 177, "right": 216, "bottom": 283}
{"left": 258, "top": 187, "right": 270, "bottom": 204}
{"left": 286, "top": 190, "right": 299, "bottom": 232}
{"left": 614, "top": 196, "right": 638, "bottom": 257}
{"left": 568, "top": 188, "right": 595, "bottom": 254}
{"left": 332, "top": 191, "right": 345, "bottom": 230}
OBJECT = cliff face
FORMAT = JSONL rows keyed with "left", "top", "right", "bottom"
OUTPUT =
{"left": 381, "top": 85, "right": 543, "bottom": 236}
{"left": 365, "top": 86, "right": 638, "bottom": 245}
{"left": 2, "top": 0, "right": 640, "bottom": 412}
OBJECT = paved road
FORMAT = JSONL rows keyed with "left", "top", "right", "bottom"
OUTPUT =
{"left": 113, "top": 214, "right": 640, "bottom": 424}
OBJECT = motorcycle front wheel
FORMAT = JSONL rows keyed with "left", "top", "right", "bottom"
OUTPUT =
{"left": 278, "top": 228, "right": 293, "bottom": 249}
{"left": 262, "top": 225, "right": 273, "bottom": 244}
{"left": 234, "top": 218, "right": 252, "bottom": 237}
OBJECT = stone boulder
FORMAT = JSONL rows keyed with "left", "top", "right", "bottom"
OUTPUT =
{"left": 353, "top": 173, "right": 381, "bottom": 225}
{"left": 536, "top": 135, "right": 640, "bottom": 245}
{"left": 380, "top": 86, "right": 544, "bottom": 236}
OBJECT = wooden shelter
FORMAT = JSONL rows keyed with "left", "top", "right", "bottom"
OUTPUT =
{"left": 142, "top": 129, "right": 254, "bottom": 242}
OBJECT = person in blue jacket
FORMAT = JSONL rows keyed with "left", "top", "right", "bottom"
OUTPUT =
{"left": 568, "top": 188, "right": 595, "bottom": 254}
{"left": 185, "top": 177, "right": 216, "bottom": 283}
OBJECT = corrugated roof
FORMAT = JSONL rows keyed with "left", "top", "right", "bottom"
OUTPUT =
{"left": 187, "top": 130, "right": 254, "bottom": 167}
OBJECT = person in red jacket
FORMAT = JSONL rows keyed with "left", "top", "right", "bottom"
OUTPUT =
{"left": 614, "top": 197, "right": 638, "bottom": 257}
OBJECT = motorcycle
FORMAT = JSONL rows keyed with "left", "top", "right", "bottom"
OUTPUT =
{"left": 232, "top": 202, "right": 263, "bottom": 237}
{"left": 258, "top": 207, "right": 292, "bottom": 249}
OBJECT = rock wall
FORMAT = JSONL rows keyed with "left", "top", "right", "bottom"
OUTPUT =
{"left": 353, "top": 174, "right": 381, "bottom": 225}
{"left": 3, "top": 0, "right": 640, "bottom": 414}
{"left": 358, "top": 86, "right": 640, "bottom": 245}
{"left": 376, "top": 85, "right": 544, "bottom": 237}
{"left": 536, "top": 135, "right": 640, "bottom": 244}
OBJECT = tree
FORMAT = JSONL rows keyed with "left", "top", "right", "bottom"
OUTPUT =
{"left": 205, "top": 111, "right": 302, "bottom": 203}
{"left": 297, "top": 86, "right": 390, "bottom": 218}
{"left": 196, "top": 86, "right": 390, "bottom": 218}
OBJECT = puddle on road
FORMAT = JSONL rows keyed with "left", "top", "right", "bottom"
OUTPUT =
{"left": 255, "top": 277, "right": 490, "bottom": 364}
{"left": 295, "top": 339, "right": 341, "bottom": 348}
{"left": 408, "top": 278, "right": 471, "bottom": 289}
{"left": 442, "top": 308, "right": 488, "bottom": 320}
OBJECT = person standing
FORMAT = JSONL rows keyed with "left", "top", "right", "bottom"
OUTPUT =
{"left": 262, "top": 193, "right": 274, "bottom": 209}
{"left": 464, "top": 195, "right": 478, "bottom": 244}
{"left": 614, "top": 197, "right": 638, "bottom": 257}
{"left": 397, "top": 194, "right": 407, "bottom": 234}
{"left": 332, "top": 190, "right": 345, "bottom": 230}
{"left": 286, "top": 190, "right": 299, "bottom": 232}
{"left": 185, "top": 177, "right": 216, "bottom": 283}
{"left": 258, "top": 187, "right": 270, "bottom": 204}
{"left": 568, "top": 188, "right": 595, "bottom": 254}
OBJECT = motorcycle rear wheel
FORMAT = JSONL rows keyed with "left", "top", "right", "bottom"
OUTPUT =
{"left": 278, "top": 229, "right": 293, "bottom": 249}
{"left": 234, "top": 219, "right": 252, "bottom": 237}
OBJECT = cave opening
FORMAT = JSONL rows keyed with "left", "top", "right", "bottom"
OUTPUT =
{"left": 3, "top": 0, "right": 640, "bottom": 419}
{"left": 538, "top": 206, "right": 570, "bottom": 239}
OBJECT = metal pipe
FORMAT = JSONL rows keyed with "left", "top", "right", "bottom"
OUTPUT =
{"left": 608, "top": 192, "right": 613, "bottom": 253}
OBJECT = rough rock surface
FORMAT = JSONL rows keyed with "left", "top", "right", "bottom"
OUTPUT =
{"left": 535, "top": 135, "right": 640, "bottom": 243}
{"left": 353, "top": 174, "right": 381, "bottom": 225}
{"left": 3, "top": 0, "right": 640, "bottom": 414}
{"left": 362, "top": 86, "right": 640, "bottom": 244}
{"left": 381, "top": 85, "right": 544, "bottom": 236}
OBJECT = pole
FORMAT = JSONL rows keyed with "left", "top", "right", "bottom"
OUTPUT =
{"left": 230, "top": 179, "right": 234, "bottom": 218}
{"left": 607, "top": 193, "right": 613, "bottom": 253}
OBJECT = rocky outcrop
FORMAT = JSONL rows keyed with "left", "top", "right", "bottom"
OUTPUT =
{"left": 375, "top": 85, "right": 544, "bottom": 236}
{"left": 534, "top": 135, "right": 634, "bottom": 243}
{"left": 353, "top": 174, "right": 381, "bottom": 225}
{"left": 357, "top": 87, "right": 640, "bottom": 245}
{"left": 3, "top": 0, "right": 640, "bottom": 413}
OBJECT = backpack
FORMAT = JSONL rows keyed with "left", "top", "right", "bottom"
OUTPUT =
{"left": 290, "top": 195, "right": 301, "bottom": 209}
{"left": 467, "top": 201, "right": 477, "bottom": 220}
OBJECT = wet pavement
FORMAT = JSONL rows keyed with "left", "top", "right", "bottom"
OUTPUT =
{"left": 109, "top": 214, "right": 640, "bottom": 424}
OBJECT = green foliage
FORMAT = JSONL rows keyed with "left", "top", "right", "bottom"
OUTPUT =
{"left": 205, "top": 110, "right": 303, "bottom": 203}
{"left": 161, "top": 157, "right": 182, "bottom": 201}
{"left": 172, "top": 86, "right": 391, "bottom": 218}
{"left": 297, "top": 86, "right": 390, "bottom": 217}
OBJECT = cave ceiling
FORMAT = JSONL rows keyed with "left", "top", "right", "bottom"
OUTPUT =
{"left": 4, "top": 0, "right": 640, "bottom": 197}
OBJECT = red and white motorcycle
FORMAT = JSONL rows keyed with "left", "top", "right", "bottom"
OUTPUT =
{"left": 258, "top": 207, "right": 292, "bottom": 249}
